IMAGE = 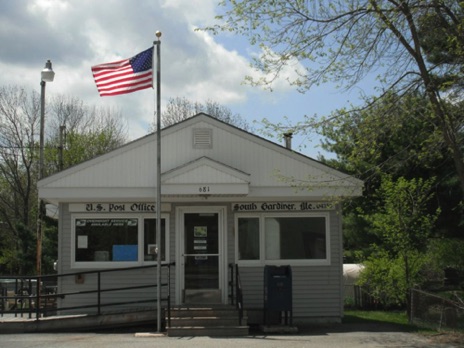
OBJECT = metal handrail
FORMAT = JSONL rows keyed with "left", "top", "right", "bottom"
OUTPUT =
{"left": 235, "top": 264, "right": 244, "bottom": 325}
{"left": 229, "top": 263, "right": 244, "bottom": 325}
{"left": 229, "top": 263, "right": 235, "bottom": 305}
{"left": 0, "top": 263, "right": 174, "bottom": 322}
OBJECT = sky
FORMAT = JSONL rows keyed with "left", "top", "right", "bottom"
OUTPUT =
{"left": 0, "top": 0, "right": 374, "bottom": 159}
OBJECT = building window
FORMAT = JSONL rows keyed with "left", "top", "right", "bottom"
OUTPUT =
{"left": 75, "top": 218, "right": 138, "bottom": 262}
{"left": 237, "top": 217, "right": 260, "bottom": 260}
{"left": 264, "top": 217, "right": 326, "bottom": 260}
{"left": 236, "top": 213, "right": 330, "bottom": 265}
{"left": 72, "top": 214, "right": 169, "bottom": 268}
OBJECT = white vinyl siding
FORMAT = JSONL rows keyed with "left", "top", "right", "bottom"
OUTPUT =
{"left": 236, "top": 209, "right": 342, "bottom": 320}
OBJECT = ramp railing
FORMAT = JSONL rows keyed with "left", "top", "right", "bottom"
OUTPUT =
{"left": 0, "top": 263, "right": 174, "bottom": 322}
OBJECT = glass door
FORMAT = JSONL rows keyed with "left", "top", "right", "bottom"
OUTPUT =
{"left": 184, "top": 213, "right": 219, "bottom": 290}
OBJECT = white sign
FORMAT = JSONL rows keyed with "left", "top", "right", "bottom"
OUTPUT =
{"left": 77, "top": 235, "right": 88, "bottom": 249}
{"left": 232, "top": 202, "right": 334, "bottom": 212}
{"left": 70, "top": 202, "right": 171, "bottom": 213}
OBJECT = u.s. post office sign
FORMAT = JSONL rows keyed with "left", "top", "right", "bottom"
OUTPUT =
{"left": 69, "top": 202, "right": 172, "bottom": 213}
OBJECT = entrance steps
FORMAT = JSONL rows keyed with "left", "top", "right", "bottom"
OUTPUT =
{"left": 166, "top": 305, "right": 249, "bottom": 337}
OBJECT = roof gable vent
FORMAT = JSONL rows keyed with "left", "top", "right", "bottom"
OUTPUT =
{"left": 193, "top": 128, "right": 212, "bottom": 149}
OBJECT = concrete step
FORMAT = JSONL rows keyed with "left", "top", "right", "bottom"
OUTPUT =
{"left": 170, "top": 316, "right": 242, "bottom": 326}
{"left": 166, "top": 305, "right": 249, "bottom": 337}
{"left": 170, "top": 307, "right": 241, "bottom": 318}
{"left": 167, "top": 325, "right": 249, "bottom": 337}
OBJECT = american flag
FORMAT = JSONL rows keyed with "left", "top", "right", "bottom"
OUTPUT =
{"left": 91, "top": 47, "right": 153, "bottom": 96}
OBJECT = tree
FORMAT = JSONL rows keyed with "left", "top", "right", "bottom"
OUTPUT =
{"left": 160, "top": 97, "right": 251, "bottom": 130}
{"left": 47, "top": 95, "right": 127, "bottom": 173}
{"left": 0, "top": 86, "right": 39, "bottom": 274}
{"left": 320, "top": 91, "right": 443, "bottom": 178}
{"left": 205, "top": 0, "right": 464, "bottom": 198}
{"left": 427, "top": 238, "right": 464, "bottom": 282}
{"left": 320, "top": 91, "right": 463, "bottom": 263}
{"left": 359, "top": 249, "right": 428, "bottom": 308}
{"left": 370, "top": 176, "right": 439, "bottom": 258}
{"left": 418, "top": 5, "right": 464, "bottom": 91}
{"left": 360, "top": 175, "right": 440, "bottom": 314}
{"left": 0, "top": 86, "right": 127, "bottom": 275}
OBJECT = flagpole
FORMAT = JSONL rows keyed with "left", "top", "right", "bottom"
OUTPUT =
{"left": 154, "top": 31, "right": 162, "bottom": 333}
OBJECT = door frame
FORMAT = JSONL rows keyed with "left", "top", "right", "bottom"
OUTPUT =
{"left": 175, "top": 206, "right": 228, "bottom": 305}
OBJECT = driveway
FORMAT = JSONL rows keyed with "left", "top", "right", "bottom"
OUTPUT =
{"left": 0, "top": 323, "right": 462, "bottom": 348}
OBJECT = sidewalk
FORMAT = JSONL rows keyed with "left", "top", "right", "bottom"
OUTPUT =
{"left": 0, "top": 325, "right": 462, "bottom": 348}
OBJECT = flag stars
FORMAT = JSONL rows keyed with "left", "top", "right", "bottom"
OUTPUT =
{"left": 130, "top": 48, "right": 153, "bottom": 73}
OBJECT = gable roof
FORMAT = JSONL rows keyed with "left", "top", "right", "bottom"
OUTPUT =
{"left": 161, "top": 156, "right": 250, "bottom": 196}
{"left": 39, "top": 113, "right": 363, "bottom": 204}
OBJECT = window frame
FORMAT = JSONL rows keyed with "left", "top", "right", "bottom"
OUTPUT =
{"left": 235, "top": 212, "right": 331, "bottom": 266}
{"left": 71, "top": 213, "right": 170, "bottom": 269}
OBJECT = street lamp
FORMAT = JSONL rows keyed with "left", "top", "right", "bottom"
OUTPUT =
{"left": 39, "top": 60, "right": 55, "bottom": 179}
{"left": 37, "top": 60, "right": 55, "bottom": 275}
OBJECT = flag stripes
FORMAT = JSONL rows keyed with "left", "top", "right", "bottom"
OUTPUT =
{"left": 91, "top": 47, "right": 153, "bottom": 96}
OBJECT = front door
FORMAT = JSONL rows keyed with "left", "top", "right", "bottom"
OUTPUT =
{"left": 178, "top": 207, "right": 226, "bottom": 304}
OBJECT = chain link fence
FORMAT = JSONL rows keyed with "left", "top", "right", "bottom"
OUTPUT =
{"left": 344, "top": 285, "right": 381, "bottom": 309}
{"left": 411, "top": 289, "right": 464, "bottom": 331}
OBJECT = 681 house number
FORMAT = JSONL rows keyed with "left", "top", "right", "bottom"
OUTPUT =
{"left": 198, "top": 186, "right": 210, "bottom": 193}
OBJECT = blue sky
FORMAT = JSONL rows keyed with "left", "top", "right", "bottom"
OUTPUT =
{"left": 0, "top": 0, "right": 376, "bottom": 159}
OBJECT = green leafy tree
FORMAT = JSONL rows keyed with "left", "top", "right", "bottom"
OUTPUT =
{"left": 318, "top": 91, "right": 462, "bottom": 262}
{"left": 427, "top": 238, "right": 464, "bottom": 282}
{"left": 320, "top": 92, "right": 443, "bottom": 177}
{"left": 41, "top": 216, "right": 58, "bottom": 275}
{"left": 51, "top": 130, "right": 125, "bottom": 171}
{"left": 360, "top": 175, "right": 440, "bottom": 314}
{"left": 370, "top": 176, "right": 438, "bottom": 254}
{"left": 418, "top": 5, "right": 464, "bottom": 91}
{"left": 0, "top": 223, "right": 36, "bottom": 275}
{"left": 205, "top": 0, "right": 464, "bottom": 198}
{"left": 359, "top": 249, "right": 429, "bottom": 308}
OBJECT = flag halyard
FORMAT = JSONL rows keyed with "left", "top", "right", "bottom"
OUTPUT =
{"left": 91, "top": 47, "right": 153, "bottom": 96}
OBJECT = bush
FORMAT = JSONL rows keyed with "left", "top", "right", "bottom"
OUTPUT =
{"left": 358, "top": 250, "right": 428, "bottom": 308}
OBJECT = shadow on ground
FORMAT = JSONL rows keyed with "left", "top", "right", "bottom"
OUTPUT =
{"left": 291, "top": 319, "right": 463, "bottom": 347}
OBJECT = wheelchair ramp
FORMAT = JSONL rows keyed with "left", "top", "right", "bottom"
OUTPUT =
{"left": 0, "top": 309, "right": 158, "bottom": 333}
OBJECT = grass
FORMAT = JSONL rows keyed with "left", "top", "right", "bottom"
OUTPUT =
{"left": 343, "top": 310, "right": 436, "bottom": 334}
{"left": 342, "top": 309, "right": 464, "bottom": 346}
{"left": 344, "top": 310, "right": 409, "bottom": 325}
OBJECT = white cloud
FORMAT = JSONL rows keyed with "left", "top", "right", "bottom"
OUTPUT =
{"left": 27, "top": 0, "right": 70, "bottom": 27}
{"left": 161, "top": 0, "right": 217, "bottom": 26}
{"left": 0, "top": 0, "right": 314, "bottom": 143}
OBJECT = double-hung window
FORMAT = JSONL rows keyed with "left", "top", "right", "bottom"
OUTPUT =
{"left": 236, "top": 213, "right": 330, "bottom": 265}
